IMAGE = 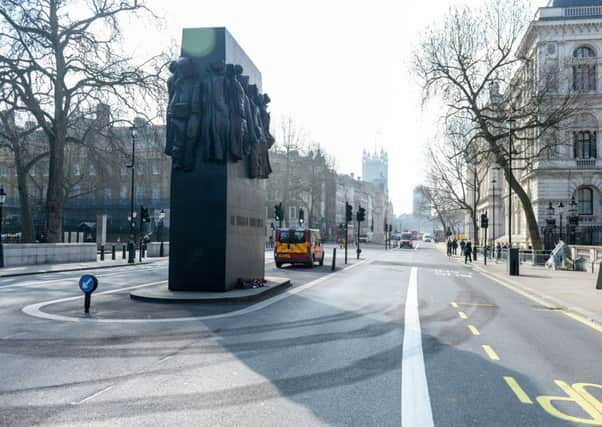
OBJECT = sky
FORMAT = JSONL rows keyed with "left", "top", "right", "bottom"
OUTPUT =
{"left": 133, "top": 0, "right": 548, "bottom": 214}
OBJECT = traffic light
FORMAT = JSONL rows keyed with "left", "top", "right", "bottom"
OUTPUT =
{"left": 356, "top": 206, "right": 366, "bottom": 222}
{"left": 481, "top": 212, "right": 489, "bottom": 229}
{"left": 140, "top": 206, "right": 150, "bottom": 223}
{"left": 274, "top": 203, "right": 282, "bottom": 222}
{"left": 345, "top": 202, "right": 352, "bottom": 223}
{"left": 299, "top": 208, "right": 305, "bottom": 224}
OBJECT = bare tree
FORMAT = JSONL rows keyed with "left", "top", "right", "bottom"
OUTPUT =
{"left": 425, "top": 121, "right": 489, "bottom": 244}
{"left": 415, "top": 0, "right": 581, "bottom": 250}
{"left": 0, "top": 88, "right": 45, "bottom": 241}
{"left": 0, "top": 0, "right": 165, "bottom": 242}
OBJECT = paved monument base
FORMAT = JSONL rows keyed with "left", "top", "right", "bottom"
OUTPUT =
{"left": 130, "top": 276, "right": 291, "bottom": 303}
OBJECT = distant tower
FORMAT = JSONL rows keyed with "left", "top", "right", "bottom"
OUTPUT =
{"left": 362, "top": 149, "right": 388, "bottom": 193}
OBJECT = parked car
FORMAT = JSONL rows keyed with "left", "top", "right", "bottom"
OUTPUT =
{"left": 423, "top": 234, "right": 434, "bottom": 243}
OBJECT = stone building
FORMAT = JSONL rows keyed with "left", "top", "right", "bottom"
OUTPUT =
{"left": 471, "top": 0, "right": 602, "bottom": 248}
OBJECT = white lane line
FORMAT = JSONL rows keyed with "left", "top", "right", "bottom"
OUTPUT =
{"left": 22, "top": 259, "right": 371, "bottom": 324}
{"left": 71, "top": 385, "right": 114, "bottom": 405}
{"left": 401, "top": 267, "right": 434, "bottom": 427}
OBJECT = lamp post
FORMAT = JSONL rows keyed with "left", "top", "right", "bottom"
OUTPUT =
{"left": 158, "top": 209, "right": 165, "bottom": 257}
{"left": 506, "top": 117, "right": 519, "bottom": 276}
{"left": 506, "top": 118, "right": 515, "bottom": 248}
{"left": 558, "top": 200, "right": 565, "bottom": 242}
{"left": 127, "top": 126, "right": 137, "bottom": 263}
{"left": 491, "top": 178, "right": 496, "bottom": 245}
{"left": 0, "top": 187, "right": 6, "bottom": 268}
{"left": 568, "top": 196, "right": 578, "bottom": 244}
{"left": 546, "top": 201, "right": 556, "bottom": 249}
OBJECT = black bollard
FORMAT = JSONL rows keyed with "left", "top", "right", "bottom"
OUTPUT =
{"left": 100, "top": 245, "right": 105, "bottom": 261}
{"left": 331, "top": 248, "right": 336, "bottom": 271}
{"left": 122, "top": 245, "right": 126, "bottom": 260}
{"left": 112, "top": 245, "right": 116, "bottom": 260}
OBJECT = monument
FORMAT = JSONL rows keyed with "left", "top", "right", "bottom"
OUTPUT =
{"left": 165, "top": 27, "right": 274, "bottom": 292}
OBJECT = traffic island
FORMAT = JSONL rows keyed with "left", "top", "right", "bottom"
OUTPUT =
{"left": 129, "top": 276, "right": 291, "bottom": 304}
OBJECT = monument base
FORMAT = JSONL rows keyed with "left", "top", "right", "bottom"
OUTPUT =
{"left": 131, "top": 277, "right": 290, "bottom": 303}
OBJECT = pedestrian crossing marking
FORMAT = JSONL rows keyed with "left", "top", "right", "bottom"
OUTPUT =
{"left": 504, "top": 376, "right": 533, "bottom": 404}
{"left": 435, "top": 269, "right": 472, "bottom": 278}
{"left": 458, "top": 311, "right": 468, "bottom": 320}
{"left": 450, "top": 302, "right": 458, "bottom": 308}
{"left": 468, "top": 325, "right": 480, "bottom": 335}
{"left": 482, "top": 345, "right": 500, "bottom": 361}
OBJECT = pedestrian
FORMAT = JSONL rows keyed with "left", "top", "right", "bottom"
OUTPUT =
{"left": 460, "top": 240, "right": 466, "bottom": 257}
{"left": 452, "top": 239, "right": 458, "bottom": 255}
{"left": 447, "top": 239, "right": 452, "bottom": 256}
{"left": 496, "top": 242, "right": 501, "bottom": 260}
{"left": 269, "top": 235, "right": 274, "bottom": 249}
{"left": 464, "top": 241, "right": 473, "bottom": 264}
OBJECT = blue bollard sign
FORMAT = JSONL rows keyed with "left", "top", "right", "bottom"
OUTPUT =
{"left": 79, "top": 274, "right": 98, "bottom": 314}
{"left": 79, "top": 274, "right": 98, "bottom": 293}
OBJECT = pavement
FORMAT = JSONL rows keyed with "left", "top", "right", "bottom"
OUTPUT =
{"left": 0, "top": 243, "right": 600, "bottom": 426}
{"left": 0, "top": 256, "right": 164, "bottom": 278}
{"left": 437, "top": 243, "right": 602, "bottom": 328}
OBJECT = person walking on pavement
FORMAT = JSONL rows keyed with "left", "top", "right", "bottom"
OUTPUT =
{"left": 464, "top": 241, "right": 473, "bottom": 264}
{"left": 447, "top": 240, "right": 452, "bottom": 256}
{"left": 452, "top": 239, "right": 458, "bottom": 255}
{"left": 460, "top": 240, "right": 466, "bottom": 257}
{"left": 496, "top": 242, "right": 501, "bottom": 261}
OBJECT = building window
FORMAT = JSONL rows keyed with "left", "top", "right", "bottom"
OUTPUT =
{"left": 577, "top": 187, "right": 594, "bottom": 215}
{"left": 0, "top": 165, "right": 7, "bottom": 177}
{"left": 120, "top": 184, "right": 128, "bottom": 200}
{"left": 89, "top": 165, "right": 96, "bottom": 176}
{"left": 73, "top": 185, "right": 81, "bottom": 198}
{"left": 573, "top": 46, "right": 596, "bottom": 92}
{"left": 151, "top": 184, "right": 160, "bottom": 201}
{"left": 289, "top": 206, "right": 296, "bottom": 219}
{"left": 72, "top": 164, "right": 80, "bottom": 176}
{"left": 104, "top": 188, "right": 112, "bottom": 201}
{"left": 120, "top": 165, "right": 127, "bottom": 176}
{"left": 574, "top": 131, "right": 597, "bottom": 159}
{"left": 152, "top": 160, "right": 161, "bottom": 175}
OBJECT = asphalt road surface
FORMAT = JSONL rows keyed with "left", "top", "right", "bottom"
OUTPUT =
{"left": 0, "top": 243, "right": 600, "bottom": 426}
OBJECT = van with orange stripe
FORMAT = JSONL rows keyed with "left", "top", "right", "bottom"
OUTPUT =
{"left": 274, "top": 228, "right": 324, "bottom": 268}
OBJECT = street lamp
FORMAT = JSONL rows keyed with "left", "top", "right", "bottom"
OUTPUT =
{"left": 127, "top": 125, "right": 137, "bottom": 263}
{"left": 0, "top": 187, "right": 6, "bottom": 268}
{"left": 568, "top": 196, "right": 579, "bottom": 244}
{"left": 158, "top": 209, "right": 165, "bottom": 257}
{"left": 506, "top": 117, "right": 516, "bottom": 248}
{"left": 491, "top": 178, "right": 497, "bottom": 245}
{"left": 558, "top": 200, "right": 565, "bottom": 242}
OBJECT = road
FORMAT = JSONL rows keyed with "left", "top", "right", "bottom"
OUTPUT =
{"left": 0, "top": 243, "right": 600, "bottom": 426}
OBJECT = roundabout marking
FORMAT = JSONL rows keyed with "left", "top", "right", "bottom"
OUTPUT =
{"left": 22, "top": 259, "right": 370, "bottom": 324}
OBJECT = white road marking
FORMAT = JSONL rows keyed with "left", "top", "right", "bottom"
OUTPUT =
{"left": 401, "top": 267, "right": 434, "bottom": 427}
{"left": 71, "top": 385, "right": 114, "bottom": 405}
{"left": 22, "top": 259, "right": 371, "bottom": 324}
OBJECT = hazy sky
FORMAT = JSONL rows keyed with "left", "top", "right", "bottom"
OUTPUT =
{"left": 136, "top": 0, "right": 547, "bottom": 214}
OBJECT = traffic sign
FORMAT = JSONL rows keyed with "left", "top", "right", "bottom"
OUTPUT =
{"left": 79, "top": 274, "right": 98, "bottom": 293}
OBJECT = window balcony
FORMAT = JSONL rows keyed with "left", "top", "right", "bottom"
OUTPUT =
{"left": 576, "top": 159, "right": 596, "bottom": 169}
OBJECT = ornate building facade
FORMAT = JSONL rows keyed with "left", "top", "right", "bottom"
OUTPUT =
{"left": 472, "top": 0, "right": 602, "bottom": 248}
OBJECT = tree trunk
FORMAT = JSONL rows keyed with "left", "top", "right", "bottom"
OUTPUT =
{"left": 46, "top": 134, "right": 65, "bottom": 242}
{"left": 506, "top": 169, "right": 542, "bottom": 250}
{"left": 46, "top": 0, "right": 65, "bottom": 243}
{"left": 14, "top": 156, "right": 35, "bottom": 242}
